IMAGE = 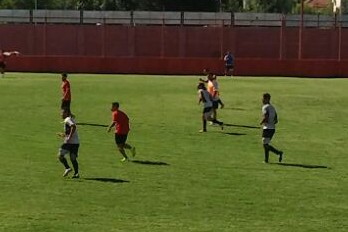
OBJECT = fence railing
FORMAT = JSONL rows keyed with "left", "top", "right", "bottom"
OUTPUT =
{"left": 0, "top": 9, "right": 348, "bottom": 27}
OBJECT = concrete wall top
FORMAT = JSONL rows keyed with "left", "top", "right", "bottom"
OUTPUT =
{"left": 0, "top": 9, "right": 30, "bottom": 23}
{"left": 83, "top": 11, "right": 130, "bottom": 24}
{"left": 184, "top": 12, "right": 231, "bottom": 25}
{"left": 234, "top": 13, "right": 282, "bottom": 26}
{"left": 33, "top": 10, "right": 80, "bottom": 23}
{"left": 285, "top": 14, "right": 335, "bottom": 27}
{"left": 133, "top": 11, "right": 181, "bottom": 25}
{"left": 0, "top": 9, "right": 347, "bottom": 28}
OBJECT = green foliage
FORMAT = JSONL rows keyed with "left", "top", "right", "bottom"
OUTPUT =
{"left": 0, "top": 0, "right": 342, "bottom": 13}
{"left": 222, "top": 0, "right": 244, "bottom": 12}
{"left": 0, "top": 73, "right": 347, "bottom": 232}
{"left": 0, "top": 0, "right": 221, "bottom": 11}
{"left": 292, "top": 1, "right": 335, "bottom": 15}
{"left": 343, "top": 0, "right": 348, "bottom": 13}
{"left": 245, "top": 0, "right": 296, "bottom": 13}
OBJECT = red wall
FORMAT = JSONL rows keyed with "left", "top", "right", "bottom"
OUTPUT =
{"left": 234, "top": 58, "right": 348, "bottom": 78}
{"left": 1, "top": 24, "right": 348, "bottom": 77}
{"left": 6, "top": 56, "right": 224, "bottom": 75}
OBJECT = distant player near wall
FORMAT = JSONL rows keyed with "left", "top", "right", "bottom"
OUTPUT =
{"left": 223, "top": 51, "right": 234, "bottom": 76}
{"left": 0, "top": 49, "right": 20, "bottom": 78}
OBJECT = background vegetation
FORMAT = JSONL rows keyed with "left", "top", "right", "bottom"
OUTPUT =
{"left": 0, "top": 0, "right": 346, "bottom": 14}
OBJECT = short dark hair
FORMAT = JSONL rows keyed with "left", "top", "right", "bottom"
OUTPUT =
{"left": 112, "top": 102, "right": 119, "bottom": 108}
{"left": 61, "top": 73, "right": 68, "bottom": 78}
{"left": 263, "top": 93, "right": 271, "bottom": 100}
{"left": 197, "top": 82, "right": 205, "bottom": 90}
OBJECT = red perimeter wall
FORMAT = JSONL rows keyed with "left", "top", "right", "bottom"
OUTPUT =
{"left": 1, "top": 24, "right": 348, "bottom": 77}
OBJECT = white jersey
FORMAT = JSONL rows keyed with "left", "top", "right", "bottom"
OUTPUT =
{"left": 198, "top": 89, "right": 213, "bottom": 108}
{"left": 63, "top": 116, "right": 79, "bottom": 144}
{"left": 262, "top": 104, "right": 277, "bottom": 129}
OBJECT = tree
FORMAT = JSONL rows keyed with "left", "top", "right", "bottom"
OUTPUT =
{"left": 221, "top": 0, "right": 244, "bottom": 12}
{"left": 1, "top": 0, "right": 339, "bottom": 14}
{"left": 244, "top": 0, "right": 296, "bottom": 13}
{"left": 341, "top": 0, "right": 347, "bottom": 14}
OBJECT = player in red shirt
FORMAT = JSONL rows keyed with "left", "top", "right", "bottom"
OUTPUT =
{"left": 107, "top": 102, "right": 136, "bottom": 162}
{"left": 61, "top": 73, "right": 72, "bottom": 115}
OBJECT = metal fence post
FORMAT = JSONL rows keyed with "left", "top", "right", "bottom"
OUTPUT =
{"left": 130, "top": 10, "right": 134, "bottom": 26}
{"left": 29, "top": 9, "right": 33, "bottom": 24}
{"left": 80, "top": 10, "right": 83, "bottom": 24}
{"left": 180, "top": 11, "right": 184, "bottom": 26}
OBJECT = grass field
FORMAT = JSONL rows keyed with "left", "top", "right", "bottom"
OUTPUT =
{"left": 0, "top": 73, "right": 347, "bottom": 232}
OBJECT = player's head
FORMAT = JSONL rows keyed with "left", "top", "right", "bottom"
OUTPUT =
{"left": 111, "top": 102, "right": 120, "bottom": 111}
{"left": 207, "top": 73, "right": 214, "bottom": 80}
{"left": 262, "top": 93, "right": 271, "bottom": 104}
{"left": 197, "top": 82, "right": 205, "bottom": 90}
{"left": 61, "top": 73, "right": 68, "bottom": 81}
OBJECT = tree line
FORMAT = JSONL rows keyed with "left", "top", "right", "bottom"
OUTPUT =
{"left": 0, "top": 0, "right": 346, "bottom": 14}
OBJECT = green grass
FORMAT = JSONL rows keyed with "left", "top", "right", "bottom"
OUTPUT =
{"left": 0, "top": 73, "right": 347, "bottom": 232}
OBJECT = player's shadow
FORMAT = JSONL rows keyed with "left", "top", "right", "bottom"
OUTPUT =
{"left": 83, "top": 177, "right": 129, "bottom": 183}
{"left": 223, "top": 123, "right": 259, "bottom": 129}
{"left": 272, "top": 163, "right": 329, "bottom": 169}
{"left": 131, "top": 160, "right": 169, "bottom": 166}
{"left": 223, "top": 107, "right": 245, "bottom": 111}
{"left": 77, "top": 123, "right": 108, "bottom": 128}
{"left": 223, "top": 132, "right": 246, "bottom": 136}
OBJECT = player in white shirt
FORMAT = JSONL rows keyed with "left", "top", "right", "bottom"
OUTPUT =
{"left": 197, "top": 82, "right": 223, "bottom": 132}
{"left": 57, "top": 109, "right": 80, "bottom": 178}
{"left": 260, "top": 93, "right": 283, "bottom": 163}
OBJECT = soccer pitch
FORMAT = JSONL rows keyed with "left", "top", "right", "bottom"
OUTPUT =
{"left": 0, "top": 73, "right": 347, "bottom": 232}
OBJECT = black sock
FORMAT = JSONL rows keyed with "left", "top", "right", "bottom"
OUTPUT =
{"left": 212, "top": 119, "right": 223, "bottom": 125}
{"left": 268, "top": 145, "right": 280, "bottom": 155}
{"left": 203, "top": 120, "right": 207, "bottom": 131}
{"left": 70, "top": 155, "right": 79, "bottom": 174}
{"left": 263, "top": 144, "right": 270, "bottom": 162}
{"left": 71, "top": 160, "right": 78, "bottom": 174}
{"left": 59, "top": 157, "right": 70, "bottom": 169}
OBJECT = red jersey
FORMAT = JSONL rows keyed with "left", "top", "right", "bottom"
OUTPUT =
{"left": 112, "top": 110, "right": 130, "bottom": 135}
{"left": 61, "top": 80, "right": 71, "bottom": 100}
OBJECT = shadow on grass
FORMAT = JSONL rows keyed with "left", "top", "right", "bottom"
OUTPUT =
{"left": 83, "top": 177, "right": 129, "bottom": 183}
{"left": 272, "top": 163, "right": 329, "bottom": 169}
{"left": 77, "top": 123, "right": 108, "bottom": 128}
{"left": 222, "top": 107, "right": 246, "bottom": 111}
{"left": 131, "top": 160, "right": 169, "bottom": 166}
{"left": 223, "top": 132, "right": 246, "bottom": 136}
{"left": 223, "top": 123, "right": 259, "bottom": 129}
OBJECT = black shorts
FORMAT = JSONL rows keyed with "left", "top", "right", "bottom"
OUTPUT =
{"left": 115, "top": 134, "right": 128, "bottom": 145}
{"left": 61, "top": 100, "right": 71, "bottom": 110}
{"left": 61, "top": 143, "right": 79, "bottom": 155}
{"left": 212, "top": 101, "right": 219, "bottom": 109}
{"left": 203, "top": 107, "right": 212, "bottom": 114}
{"left": 225, "top": 64, "right": 233, "bottom": 70}
{"left": 262, "top": 129, "right": 275, "bottom": 139}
